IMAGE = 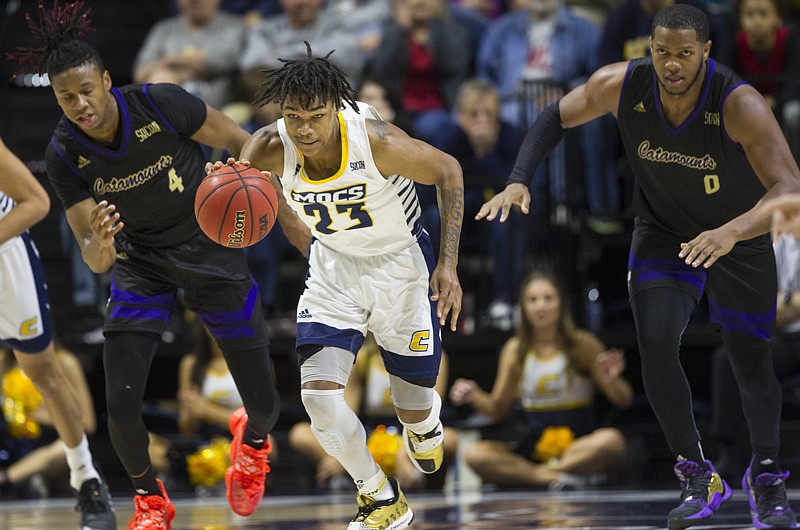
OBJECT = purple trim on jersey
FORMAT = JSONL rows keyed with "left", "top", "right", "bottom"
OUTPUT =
{"left": 110, "top": 279, "right": 175, "bottom": 307}
{"left": 63, "top": 87, "right": 132, "bottom": 159}
{"left": 48, "top": 138, "right": 83, "bottom": 177}
{"left": 720, "top": 81, "right": 749, "bottom": 153}
{"left": 628, "top": 253, "right": 706, "bottom": 291}
{"left": 109, "top": 305, "right": 171, "bottom": 321}
{"left": 142, "top": 84, "right": 179, "bottom": 137}
{"left": 655, "top": 59, "right": 716, "bottom": 136}
{"left": 617, "top": 60, "right": 635, "bottom": 118}
{"left": 708, "top": 298, "right": 775, "bottom": 339}
{"left": 3, "top": 233, "right": 53, "bottom": 354}
{"left": 296, "top": 322, "right": 365, "bottom": 353}
{"left": 195, "top": 281, "right": 258, "bottom": 326}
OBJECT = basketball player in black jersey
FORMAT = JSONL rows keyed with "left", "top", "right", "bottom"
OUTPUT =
{"left": 8, "top": 2, "right": 295, "bottom": 528}
{"left": 479, "top": 4, "right": 799, "bottom": 530}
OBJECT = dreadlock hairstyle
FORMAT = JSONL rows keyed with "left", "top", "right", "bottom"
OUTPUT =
{"left": 253, "top": 41, "right": 359, "bottom": 113}
{"left": 6, "top": 0, "right": 103, "bottom": 79}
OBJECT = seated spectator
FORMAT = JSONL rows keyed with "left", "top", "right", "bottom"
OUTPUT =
{"left": 440, "top": 79, "right": 523, "bottom": 330}
{"left": 731, "top": 0, "right": 800, "bottom": 159}
{"left": 237, "top": 0, "right": 364, "bottom": 101}
{"left": 449, "top": 270, "right": 633, "bottom": 490}
{"left": 710, "top": 233, "right": 800, "bottom": 477}
{"left": 369, "top": 0, "right": 471, "bottom": 149}
{"left": 133, "top": 0, "right": 247, "bottom": 110}
{"left": 288, "top": 333, "right": 458, "bottom": 491}
{"left": 0, "top": 345, "right": 96, "bottom": 498}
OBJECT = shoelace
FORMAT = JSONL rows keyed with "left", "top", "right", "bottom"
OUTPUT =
{"left": 354, "top": 501, "right": 377, "bottom": 522}
{"left": 681, "top": 475, "right": 711, "bottom": 502}
{"left": 75, "top": 486, "right": 107, "bottom": 514}
{"left": 755, "top": 483, "right": 790, "bottom": 515}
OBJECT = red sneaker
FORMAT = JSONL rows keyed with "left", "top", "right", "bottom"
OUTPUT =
{"left": 225, "top": 407, "right": 272, "bottom": 516}
{"left": 126, "top": 478, "right": 175, "bottom": 530}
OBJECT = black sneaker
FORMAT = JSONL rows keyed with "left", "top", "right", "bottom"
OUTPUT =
{"left": 667, "top": 459, "right": 732, "bottom": 530}
{"left": 74, "top": 477, "right": 117, "bottom": 530}
{"left": 742, "top": 459, "right": 797, "bottom": 529}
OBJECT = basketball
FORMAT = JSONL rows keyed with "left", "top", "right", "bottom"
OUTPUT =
{"left": 194, "top": 163, "right": 278, "bottom": 248}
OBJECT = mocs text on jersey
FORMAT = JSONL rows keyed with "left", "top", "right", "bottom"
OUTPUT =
{"left": 291, "top": 183, "right": 366, "bottom": 204}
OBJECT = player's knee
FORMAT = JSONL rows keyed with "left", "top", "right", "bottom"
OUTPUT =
{"left": 301, "top": 388, "right": 346, "bottom": 431}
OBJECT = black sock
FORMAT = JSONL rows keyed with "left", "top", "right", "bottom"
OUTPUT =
{"left": 676, "top": 442, "right": 706, "bottom": 467}
{"left": 752, "top": 456, "right": 780, "bottom": 476}
{"left": 130, "top": 467, "right": 161, "bottom": 497}
{"left": 243, "top": 423, "right": 268, "bottom": 451}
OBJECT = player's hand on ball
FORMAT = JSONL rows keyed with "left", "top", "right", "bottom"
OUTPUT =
{"left": 204, "top": 157, "right": 251, "bottom": 175}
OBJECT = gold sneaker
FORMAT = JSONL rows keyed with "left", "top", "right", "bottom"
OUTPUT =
{"left": 402, "top": 421, "right": 444, "bottom": 474}
{"left": 347, "top": 477, "right": 414, "bottom": 530}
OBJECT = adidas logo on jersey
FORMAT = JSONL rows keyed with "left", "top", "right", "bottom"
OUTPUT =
{"left": 633, "top": 101, "right": 646, "bottom": 113}
{"left": 298, "top": 308, "right": 312, "bottom": 319}
{"left": 77, "top": 155, "right": 91, "bottom": 168}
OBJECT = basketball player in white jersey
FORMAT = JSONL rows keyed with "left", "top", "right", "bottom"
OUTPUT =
{"left": 210, "top": 43, "right": 464, "bottom": 530}
{"left": 0, "top": 137, "right": 116, "bottom": 529}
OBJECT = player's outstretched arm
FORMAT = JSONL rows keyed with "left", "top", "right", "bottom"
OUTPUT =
{"left": 191, "top": 103, "right": 251, "bottom": 159}
{"left": 763, "top": 193, "right": 800, "bottom": 238}
{"left": 476, "top": 62, "right": 626, "bottom": 223}
{"left": 369, "top": 120, "right": 464, "bottom": 331}
{"left": 679, "top": 84, "right": 800, "bottom": 268}
{"left": 0, "top": 137, "right": 50, "bottom": 245}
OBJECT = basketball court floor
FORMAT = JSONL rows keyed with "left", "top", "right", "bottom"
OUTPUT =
{"left": 1, "top": 486, "right": 796, "bottom": 530}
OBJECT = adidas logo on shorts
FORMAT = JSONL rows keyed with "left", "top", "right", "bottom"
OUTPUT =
{"left": 298, "top": 308, "right": 312, "bottom": 319}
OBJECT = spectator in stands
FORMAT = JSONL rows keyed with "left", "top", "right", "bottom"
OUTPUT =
{"left": 133, "top": 0, "right": 247, "bottom": 110}
{"left": 710, "top": 233, "right": 800, "bottom": 477}
{"left": 476, "top": 0, "right": 610, "bottom": 223}
{"left": 731, "top": 0, "right": 800, "bottom": 159}
{"left": 440, "top": 79, "right": 523, "bottom": 331}
{"left": 357, "top": 75, "right": 413, "bottom": 133}
{"left": 238, "top": 0, "right": 364, "bottom": 101}
{"left": 449, "top": 270, "right": 633, "bottom": 490}
{"left": 288, "top": 333, "right": 458, "bottom": 491}
{"left": 369, "top": 0, "right": 472, "bottom": 149}
{"left": 0, "top": 345, "right": 97, "bottom": 499}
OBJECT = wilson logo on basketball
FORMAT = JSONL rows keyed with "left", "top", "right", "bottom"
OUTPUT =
{"left": 227, "top": 210, "right": 247, "bottom": 247}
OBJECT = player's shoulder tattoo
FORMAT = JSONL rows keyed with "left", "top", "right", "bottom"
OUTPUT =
{"left": 367, "top": 118, "right": 389, "bottom": 141}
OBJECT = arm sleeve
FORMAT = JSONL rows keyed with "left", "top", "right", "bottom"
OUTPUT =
{"left": 45, "top": 140, "right": 92, "bottom": 210}
{"left": 507, "top": 102, "right": 569, "bottom": 186}
{"left": 144, "top": 83, "right": 208, "bottom": 137}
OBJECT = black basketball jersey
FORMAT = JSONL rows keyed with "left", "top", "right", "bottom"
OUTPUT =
{"left": 617, "top": 58, "right": 766, "bottom": 240}
{"left": 46, "top": 83, "right": 207, "bottom": 247}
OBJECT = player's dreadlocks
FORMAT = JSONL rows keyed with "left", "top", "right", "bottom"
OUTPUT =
{"left": 254, "top": 41, "right": 359, "bottom": 113}
{"left": 6, "top": 0, "right": 102, "bottom": 78}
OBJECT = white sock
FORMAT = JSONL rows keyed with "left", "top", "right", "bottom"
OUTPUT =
{"left": 400, "top": 391, "right": 442, "bottom": 435}
{"left": 359, "top": 468, "right": 393, "bottom": 501}
{"left": 62, "top": 435, "right": 99, "bottom": 491}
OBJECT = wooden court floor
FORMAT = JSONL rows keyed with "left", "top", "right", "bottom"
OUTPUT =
{"left": 1, "top": 487, "right": 797, "bottom": 530}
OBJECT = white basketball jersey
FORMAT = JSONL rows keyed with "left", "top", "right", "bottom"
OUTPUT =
{"left": 0, "top": 192, "right": 15, "bottom": 223}
{"left": 276, "top": 102, "right": 422, "bottom": 257}
{"left": 519, "top": 351, "right": 594, "bottom": 412}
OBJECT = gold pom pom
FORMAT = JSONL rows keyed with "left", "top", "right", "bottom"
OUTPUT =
{"left": 186, "top": 437, "right": 231, "bottom": 487}
{"left": 366, "top": 425, "right": 402, "bottom": 476}
{"left": 534, "top": 426, "right": 575, "bottom": 462}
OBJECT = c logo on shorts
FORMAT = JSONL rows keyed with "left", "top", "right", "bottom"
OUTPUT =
{"left": 409, "top": 330, "right": 430, "bottom": 352}
{"left": 20, "top": 317, "right": 38, "bottom": 336}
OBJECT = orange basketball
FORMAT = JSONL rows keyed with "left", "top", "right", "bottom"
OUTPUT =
{"left": 194, "top": 163, "right": 278, "bottom": 248}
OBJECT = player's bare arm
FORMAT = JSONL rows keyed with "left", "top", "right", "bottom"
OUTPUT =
{"left": 65, "top": 198, "right": 122, "bottom": 274}
{"left": 0, "top": 138, "right": 50, "bottom": 244}
{"left": 679, "top": 85, "right": 800, "bottom": 268}
{"left": 191, "top": 103, "right": 250, "bottom": 159}
{"left": 241, "top": 125, "right": 312, "bottom": 255}
{"left": 367, "top": 119, "right": 464, "bottom": 330}
{"left": 476, "top": 62, "right": 627, "bottom": 223}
